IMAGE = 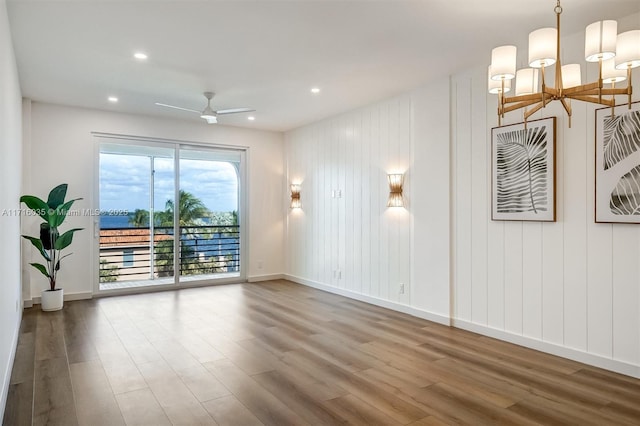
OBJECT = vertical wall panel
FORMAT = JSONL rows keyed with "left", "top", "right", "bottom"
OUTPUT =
{"left": 370, "top": 106, "right": 381, "bottom": 297}
{"left": 504, "top": 222, "right": 523, "bottom": 334}
{"left": 471, "top": 71, "right": 489, "bottom": 325}
{"left": 522, "top": 223, "right": 543, "bottom": 339}
{"left": 613, "top": 226, "right": 639, "bottom": 364}
{"left": 410, "top": 81, "right": 451, "bottom": 317}
{"left": 541, "top": 107, "right": 565, "bottom": 345}
{"left": 398, "top": 97, "right": 412, "bottom": 306}
{"left": 562, "top": 101, "right": 588, "bottom": 352}
{"left": 454, "top": 77, "right": 473, "bottom": 321}
{"left": 361, "top": 108, "right": 372, "bottom": 296}
{"left": 352, "top": 111, "right": 362, "bottom": 294}
{"left": 339, "top": 115, "right": 347, "bottom": 289}
{"left": 379, "top": 104, "right": 390, "bottom": 300}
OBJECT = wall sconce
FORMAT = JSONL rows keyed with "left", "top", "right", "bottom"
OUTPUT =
{"left": 290, "top": 184, "right": 301, "bottom": 209}
{"left": 387, "top": 173, "right": 404, "bottom": 207}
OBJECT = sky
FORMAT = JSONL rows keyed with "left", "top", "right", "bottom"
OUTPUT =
{"left": 99, "top": 153, "right": 238, "bottom": 213}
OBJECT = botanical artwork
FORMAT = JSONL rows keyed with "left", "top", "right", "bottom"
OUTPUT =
{"left": 596, "top": 102, "right": 640, "bottom": 223}
{"left": 492, "top": 117, "right": 556, "bottom": 221}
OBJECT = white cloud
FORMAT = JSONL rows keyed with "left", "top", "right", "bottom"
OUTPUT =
{"left": 99, "top": 153, "right": 239, "bottom": 212}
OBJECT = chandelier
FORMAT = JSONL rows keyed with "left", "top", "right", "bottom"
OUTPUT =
{"left": 488, "top": 0, "right": 640, "bottom": 127}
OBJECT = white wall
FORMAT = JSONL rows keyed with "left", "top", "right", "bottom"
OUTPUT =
{"left": 451, "top": 19, "right": 640, "bottom": 377}
{"left": 0, "top": 0, "right": 23, "bottom": 418}
{"left": 23, "top": 102, "right": 285, "bottom": 301}
{"left": 284, "top": 84, "right": 452, "bottom": 325}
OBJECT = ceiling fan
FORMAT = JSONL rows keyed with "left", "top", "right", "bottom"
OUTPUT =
{"left": 155, "top": 92, "right": 254, "bottom": 124}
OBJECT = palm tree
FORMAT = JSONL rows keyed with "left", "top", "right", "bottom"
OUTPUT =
{"left": 158, "top": 190, "right": 208, "bottom": 226}
{"left": 129, "top": 209, "right": 149, "bottom": 227}
{"left": 154, "top": 190, "right": 209, "bottom": 276}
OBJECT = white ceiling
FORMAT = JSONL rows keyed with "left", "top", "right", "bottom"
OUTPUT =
{"left": 7, "top": 0, "right": 640, "bottom": 132}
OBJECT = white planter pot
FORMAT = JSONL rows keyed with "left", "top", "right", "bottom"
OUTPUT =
{"left": 41, "top": 289, "right": 64, "bottom": 311}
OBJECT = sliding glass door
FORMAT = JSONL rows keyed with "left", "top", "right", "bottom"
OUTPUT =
{"left": 178, "top": 147, "right": 240, "bottom": 283}
{"left": 97, "top": 139, "right": 243, "bottom": 292}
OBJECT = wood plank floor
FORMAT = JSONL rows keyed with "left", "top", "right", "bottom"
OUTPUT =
{"left": 3, "top": 280, "right": 640, "bottom": 425}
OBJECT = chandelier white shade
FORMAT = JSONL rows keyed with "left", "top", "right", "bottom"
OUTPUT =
{"left": 490, "top": 45, "right": 517, "bottom": 80}
{"left": 488, "top": 66, "right": 511, "bottom": 94}
{"left": 529, "top": 28, "right": 557, "bottom": 68}
{"left": 488, "top": 0, "right": 639, "bottom": 127}
{"left": 615, "top": 30, "right": 640, "bottom": 70}
{"left": 515, "top": 68, "right": 539, "bottom": 96}
{"left": 561, "top": 64, "right": 582, "bottom": 88}
{"left": 584, "top": 20, "right": 617, "bottom": 62}
{"left": 602, "top": 58, "right": 626, "bottom": 84}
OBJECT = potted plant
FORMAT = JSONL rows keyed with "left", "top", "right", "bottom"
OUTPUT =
{"left": 21, "top": 184, "right": 83, "bottom": 311}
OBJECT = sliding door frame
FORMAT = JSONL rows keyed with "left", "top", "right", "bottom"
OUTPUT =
{"left": 92, "top": 132, "right": 248, "bottom": 297}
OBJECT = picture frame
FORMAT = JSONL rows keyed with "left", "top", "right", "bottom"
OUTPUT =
{"left": 491, "top": 117, "right": 556, "bottom": 221}
{"left": 595, "top": 101, "right": 640, "bottom": 224}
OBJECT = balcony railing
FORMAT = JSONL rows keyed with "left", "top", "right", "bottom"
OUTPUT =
{"left": 99, "top": 225, "right": 240, "bottom": 283}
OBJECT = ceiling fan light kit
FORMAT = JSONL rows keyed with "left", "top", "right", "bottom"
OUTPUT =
{"left": 156, "top": 91, "right": 254, "bottom": 124}
{"left": 488, "top": 0, "right": 640, "bottom": 127}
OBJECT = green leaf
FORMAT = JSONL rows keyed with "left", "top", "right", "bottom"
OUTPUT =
{"left": 47, "top": 184, "right": 68, "bottom": 209}
{"left": 29, "top": 263, "right": 51, "bottom": 278}
{"left": 54, "top": 228, "right": 83, "bottom": 251}
{"left": 21, "top": 235, "right": 51, "bottom": 261}
{"left": 19, "top": 195, "right": 50, "bottom": 222}
{"left": 55, "top": 253, "right": 72, "bottom": 271}
{"left": 51, "top": 198, "right": 81, "bottom": 228}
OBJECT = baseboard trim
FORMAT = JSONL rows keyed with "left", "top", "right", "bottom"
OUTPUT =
{"left": 453, "top": 319, "right": 640, "bottom": 379}
{"left": 285, "top": 274, "right": 451, "bottom": 326}
{"left": 248, "top": 273, "right": 285, "bottom": 283}
{"left": 0, "top": 307, "right": 22, "bottom": 422}
{"left": 30, "top": 291, "right": 93, "bottom": 306}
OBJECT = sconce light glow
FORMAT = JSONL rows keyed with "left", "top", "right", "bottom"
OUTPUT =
{"left": 248, "top": 116, "right": 255, "bottom": 121}
{"left": 290, "top": 184, "right": 301, "bottom": 209}
{"left": 387, "top": 173, "right": 404, "bottom": 208}
{"left": 108, "top": 96, "right": 118, "bottom": 103}
{"left": 310, "top": 87, "right": 320, "bottom": 94}
{"left": 134, "top": 52, "right": 148, "bottom": 60}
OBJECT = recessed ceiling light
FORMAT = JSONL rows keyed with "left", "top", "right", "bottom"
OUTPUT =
{"left": 311, "top": 87, "right": 320, "bottom": 94}
{"left": 108, "top": 96, "right": 118, "bottom": 103}
{"left": 134, "top": 52, "right": 148, "bottom": 60}
{"left": 248, "top": 116, "right": 255, "bottom": 121}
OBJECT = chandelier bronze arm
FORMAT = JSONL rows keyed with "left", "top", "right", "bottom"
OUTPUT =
{"left": 567, "top": 95, "right": 615, "bottom": 106}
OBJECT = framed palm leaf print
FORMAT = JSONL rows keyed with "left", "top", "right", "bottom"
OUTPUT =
{"left": 595, "top": 102, "right": 640, "bottom": 223}
{"left": 491, "top": 117, "right": 556, "bottom": 221}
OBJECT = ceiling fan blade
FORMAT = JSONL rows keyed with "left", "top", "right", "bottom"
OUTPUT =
{"left": 155, "top": 102, "right": 201, "bottom": 114}
{"left": 215, "top": 108, "right": 255, "bottom": 115}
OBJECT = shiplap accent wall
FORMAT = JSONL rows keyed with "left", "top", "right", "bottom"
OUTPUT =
{"left": 285, "top": 83, "right": 452, "bottom": 324}
{"left": 285, "top": 96, "right": 413, "bottom": 306}
{"left": 451, "top": 28, "right": 640, "bottom": 375}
